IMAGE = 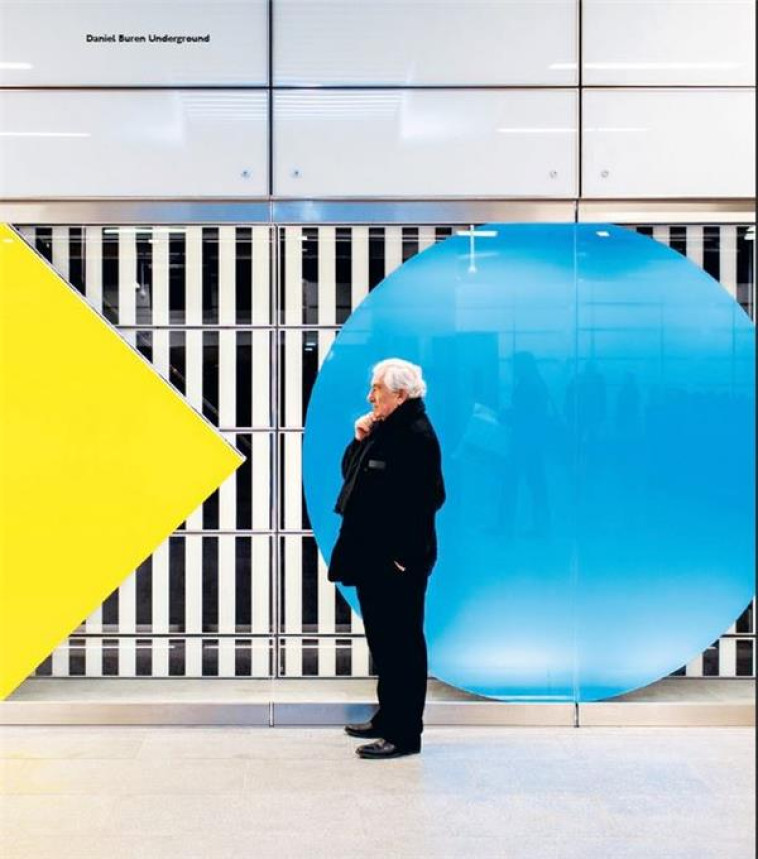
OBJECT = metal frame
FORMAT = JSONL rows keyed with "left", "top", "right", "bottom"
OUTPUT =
{"left": 1, "top": 198, "right": 754, "bottom": 225}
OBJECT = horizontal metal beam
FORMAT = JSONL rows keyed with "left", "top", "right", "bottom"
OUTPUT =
{"left": 2, "top": 198, "right": 753, "bottom": 225}
{"left": 578, "top": 198, "right": 756, "bottom": 224}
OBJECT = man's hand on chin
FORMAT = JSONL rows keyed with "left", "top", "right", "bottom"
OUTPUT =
{"left": 354, "top": 412, "right": 376, "bottom": 441}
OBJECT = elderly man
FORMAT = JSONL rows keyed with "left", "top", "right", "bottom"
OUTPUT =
{"left": 329, "top": 358, "right": 446, "bottom": 759}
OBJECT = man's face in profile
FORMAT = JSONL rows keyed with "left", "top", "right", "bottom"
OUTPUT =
{"left": 367, "top": 376, "right": 405, "bottom": 421}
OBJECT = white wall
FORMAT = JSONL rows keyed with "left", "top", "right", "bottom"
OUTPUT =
{"left": 275, "top": 89, "right": 578, "bottom": 197}
{"left": 583, "top": 0, "right": 756, "bottom": 86}
{"left": 274, "top": 0, "right": 577, "bottom": 85}
{"left": 583, "top": 89, "right": 755, "bottom": 198}
{"left": 0, "top": 91, "right": 268, "bottom": 197}
{"left": 0, "top": 0, "right": 754, "bottom": 199}
{"left": 0, "top": 0, "right": 268, "bottom": 86}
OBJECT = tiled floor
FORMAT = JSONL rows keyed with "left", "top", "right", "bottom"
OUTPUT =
{"left": 1, "top": 725, "right": 754, "bottom": 858}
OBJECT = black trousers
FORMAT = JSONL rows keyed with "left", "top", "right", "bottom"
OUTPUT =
{"left": 356, "top": 564, "right": 429, "bottom": 750}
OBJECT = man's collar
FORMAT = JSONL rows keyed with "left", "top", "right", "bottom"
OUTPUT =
{"left": 380, "top": 397, "right": 425, "bottom": 430}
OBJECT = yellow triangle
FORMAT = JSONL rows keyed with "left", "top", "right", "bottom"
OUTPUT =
{"left": 0, "top": 225, "right": 244, "bottom": 698}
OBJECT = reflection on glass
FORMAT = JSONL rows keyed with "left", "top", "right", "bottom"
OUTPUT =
{"left": 304, "top": 224, "right": 755, "bottom": 701}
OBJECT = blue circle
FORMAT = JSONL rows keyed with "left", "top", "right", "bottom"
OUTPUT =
{"left": 303, "top": 224, "right": 755, "bottom": 702}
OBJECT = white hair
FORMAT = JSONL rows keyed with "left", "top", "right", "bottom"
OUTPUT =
{"left": 372, "top": 358, "right": 427, "bottom": 399}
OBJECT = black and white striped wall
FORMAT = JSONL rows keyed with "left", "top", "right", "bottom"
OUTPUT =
{"left": 16, "top": 223, "right": 755, "bottom": 682}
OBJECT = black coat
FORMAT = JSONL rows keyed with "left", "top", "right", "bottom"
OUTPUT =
{"left": 328, "top": 398, "right": 446, "bottom": 585}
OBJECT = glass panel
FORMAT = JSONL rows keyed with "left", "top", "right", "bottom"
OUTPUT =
{"left": 274, "top": 0, "right": 577, "bottom": 86}
{"left": 274, "top": 90, "right": 578, "bottom": 197}
{"left": 11, "top": 222, "right": 753, "bottom": 711}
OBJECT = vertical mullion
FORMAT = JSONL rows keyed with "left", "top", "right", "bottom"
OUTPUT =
{"left": 252, "top": 330, "right": 271, "bottom": 428}
{"left": 283, "top": 536, "right": 303, "bottom": 675}
{"left": 252, "top": 226, "right": 271, "bottom": 325}
{"left": 217, "top": 536, "right": 236, "bottom": 677}
{"left": 218, "top": 330, "right": 237, "bottom": 426}
{"left": 251, "top": 536, "right": 271, "bottom": 677}
{"left": 685, "top": 653, "right": 704, "bottom": 677}
{"left": 351, "top": 636, "right": 370, "bottom": 677}
{"left": 118, "top": 230, "right": 137, "bottom": 326}
{"left": 719, "top": 637, "right": 737, "bottom": 677}
{"left": 283, "top": 432, "right": 302, "bottom": 530}
{"left": 418, "top": 226, "right": 437, "bottom": 252}
{"left": 84, "top": 605, "right": 103, "bottom": 677}
{"left": 686, "top": 225, "right": 705, "bottom": 269}
{"left": 384, "top": 225, "right": 403, "bottom": 276}
{"left": 185, "top": 226, "right": 203, "bottom": 325}
{"left": 218, "top": 225, "right": 236, "bottom": 325}
{"left": 284, "top": 331, "right": 302, "bottom": 428}
{"left": 652, "top": 225, "right": 669, "bottom": 248}
{"left": 51, "top": 226, "right": 69, "bottom": 281}
{"left": 318, "top": 330, "right": 336, "bottom": 369}
{"left": 51, "top": 643, "right": 69, "bottom": 677}
{"left": 317, "top": 552, "right": 336, "bottom": 677}
{"left": 719, "top": 226, "right": 738, "bottom": 298}
{"left": 184, "top": 330, "right": 204, "bottom": 530}
{"left": 318, "top": 226, "right": 336, "bottom": 326}
{"left": 351, "top": 226, "right": 369, "bottom": 310}
{"left": 84, "top": 227, "right": 103, "bottom": 314}
{"left": 284, "top": 226, "right": 303, "bottom": 325}
{"left": 219, "top": 463, "right": 238, "bottom": 533}
{"left": 152, "top": 329, "right": 171, "bottom": 385}
{"left": 152, "top": 227, "right": 170, "bottom": 326}
{"left": 185, "top": 535, "right": 203, "bottom": 677}
{"left": 151, "top": 540, "right": 170, "bottom": 677}
{"left": 251, "top": 433, "right": 271, "bottom": 531}
{"left": 118, "top": 572, "right": 136, "bottom": 677}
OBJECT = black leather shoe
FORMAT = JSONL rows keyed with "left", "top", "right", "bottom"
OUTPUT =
{"left": 356, "top": 739, "right": 420, "bottom": 759}
{"left": 344, "top": 721, "right": 382, "bottom": 739}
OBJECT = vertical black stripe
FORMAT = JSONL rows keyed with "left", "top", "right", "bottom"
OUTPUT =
{"left": 202, "top": 640, "right": 219, "bottom": 676}
{"left": 35, "top": 226, "right": 53, "bottom": 261}
{"left": 236, "top": 536, "right": 252, "bottom": 630}
{"left": 702, "top": 225, "right": 721, "bottom": 281}
{"left": 136, "top": 639, "right": 152, "bottom": 676}
{"left": 136, "top": 229, "right": 153, "bottom": 325}
{"left": 236, "top": 434, "right": 253, "bottom": 530}
{"left": 368, "top": 227, "right": 385, "bottom": 290}
{"left": 203, "top": 488, "right": 220, "bottom": 530}
{"left": 202, "top": 537, "right": 219, "bottom": 633}
{"left": 102, "top": 228, "right": 119, "bottom": 325}
{"left": 168, "top": 330, "right": 186, "bottom": 397}
{"left": 302, "top": 227, "right": 319, "bottom": 324}
{"left": 169, "top": 230, "right": 186, "bottom": 325}
{"left": 136, "top": 556, "right": 153, "bottom": 627}
{"left": 336, "top": 227, "right": 352, "bottom": 323}
{"left": 169, "top": 537, "right": 186, "bottom": 631}
{"left": 402, "top": 226, "right": 419, "bottom": 262}
{"left": 202, "top": 227, "right": 219, "bottom": 325}
{"left": 136, "top": 330, "right": 153, "bottom": 363}
{"left": 301, "top": 538, "right": 318, "bottom": 630}
{"left": 69, "top": 228, "right": 85, "bottom": 294}
{"left": 235, "top": 640, "right": 252, "bottom": 677}
{"left": 102, "top": 639, "right": 119, "bottom": 675}
{"left": 669, "top": 225, "right": 687, "bottom": 257}
{"left": 736, "top": 640, "right": 754, "bottom": 677}
{"left": 736, "top": 226, "right": 754, "bottom": 319}
{"left": 236, "top": 333, "right": 253, "bottom": 427}
{"left": 69, "top": 638, "right": 85, "bottom": 675}
{"left": 302, "top": 331, "right": 318, "bottom": 426}
{"left": 202, "top": 330, "right": 220, "bottom": 425}
{"left": 702, "top": 640, "right": 720, "bottom": 676}
{"left": 236, "top": 227, "right": 253, "bottom": 324}
{"left": 169, "top": 638, "right": 185, "bottom": 676}
{"left": 102, "top": 586, "right": 119, "bottom": 627}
